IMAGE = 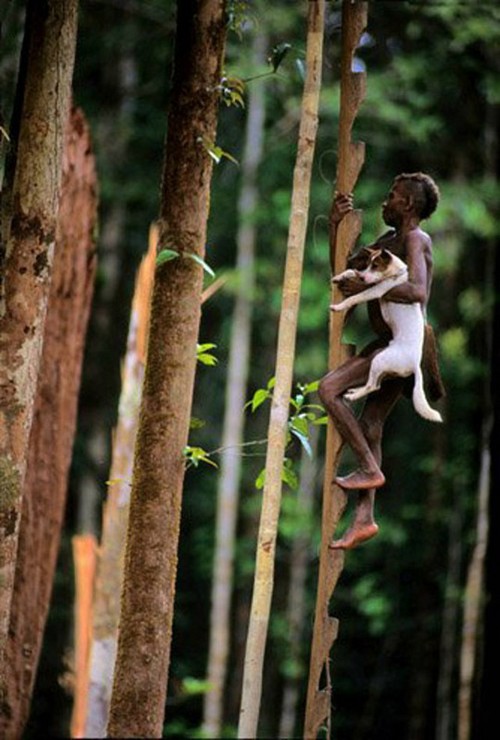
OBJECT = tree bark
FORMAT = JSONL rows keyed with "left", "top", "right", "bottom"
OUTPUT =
{"left": 0, "top": 104, "right": 97, "bottom": 738}
{"left": 84, "top": 228, "right": 156, "bottom": 738}
{"left": 0, "top": 0, "right": 79, "bottom": 687}
{"left": 106, "top": 2, "right": 227, "bottom": 737}
{"left": 237, "top": 3, "right": 324, "bottom": 736}
{"left": 304, "top": 2, "right": 367, "bottom": 738}
{"left": 202, "top": 30, "right": 266, "bottom": 738}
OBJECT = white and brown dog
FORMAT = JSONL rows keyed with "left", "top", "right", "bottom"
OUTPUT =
{"left": 331, "top": 248, "right": 442, "bottom": 423}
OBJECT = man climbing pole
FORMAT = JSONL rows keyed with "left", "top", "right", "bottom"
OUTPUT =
{"left": 318, "top": 172, "right": 444, "bottom": 549}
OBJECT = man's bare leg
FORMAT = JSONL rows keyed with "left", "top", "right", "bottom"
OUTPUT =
{"left": 330, "top": 379, "right": 404, "bottom": 549}
{"left": 318, "top": 352, "right": 387, "bottom": 491}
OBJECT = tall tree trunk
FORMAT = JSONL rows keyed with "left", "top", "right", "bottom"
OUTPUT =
{"left": 0, "top": 105, "right": 97, "bottom": 738}
{"left": 458, "top": 240, "right": 494, "bottom": 740}
{"left": 202, "top": 30, "right": 266, "bottom": 738}
{"left": 85, "top": 228, "right": 156, "bottom": 738}
{"left": 458, "top": 426, "right": 491, "bottom": 740}
{"left": 106, "top": 2, "right": 227, "bottom": 737}
{"left": 435, "top": 472, "right": 463, "bottom": 740}
{"left": 237, "top": 3, "right": 324, "bottom": 736}
{"left": 304, "top": 2, "right": 367, "bottom": 737}
{"left": 0, "top": 0, "right": 78, "bottom": 686}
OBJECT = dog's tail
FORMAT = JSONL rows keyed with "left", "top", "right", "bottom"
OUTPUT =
{"left": 412, "top": 366, "right": 443, "bottom": 423}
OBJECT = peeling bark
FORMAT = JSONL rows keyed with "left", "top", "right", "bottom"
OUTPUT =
{"left": 85, "top": 229, "right": 156, "bottom": 738}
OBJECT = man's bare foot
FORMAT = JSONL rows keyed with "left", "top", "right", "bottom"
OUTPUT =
{"left": 329, "top": 522, "right": 379, "bottom": 550}
{"left": 335, "top": 468, "right": 385, "bottom": 490}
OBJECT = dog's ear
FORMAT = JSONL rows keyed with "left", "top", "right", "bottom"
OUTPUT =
{"left": 347, "top": 247, "right": 374, "bottom": 270}
{"left": 378, "top": 249, "right": 393, "bottom": 265}
{"left": 371, "top": 249, "right": 392, "bottom": 270}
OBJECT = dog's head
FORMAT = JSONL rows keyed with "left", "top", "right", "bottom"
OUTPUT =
{"left": 351, "top": 248, "right": 407, "bottom": 285}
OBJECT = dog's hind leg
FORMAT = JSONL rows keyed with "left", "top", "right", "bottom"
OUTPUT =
{"left": 344, "top": 353, "right": 388, "bottom": 402}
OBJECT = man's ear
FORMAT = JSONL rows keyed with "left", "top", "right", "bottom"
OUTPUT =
{"left": 404, "top": 194, "right": 414, "bottom": 212}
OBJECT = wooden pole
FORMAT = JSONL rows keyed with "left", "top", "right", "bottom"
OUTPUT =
{"left": 304, "top": 3, "right": 367, "bottom": 738}
{"left": 237, "top": 3, "right": 325, "bottom": 736}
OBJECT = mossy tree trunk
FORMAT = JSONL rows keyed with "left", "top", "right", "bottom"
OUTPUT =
{"left": 106, "top": 2, "right": 227, "bottom": 737}
{"left": 0, "top": 0, "right": 79, "bottom": 689}
{"left": 0, "top": 106, "right": 97, "bottom": 740}
{"left": 237, "top": 2, "right": 325, "bottom": 736}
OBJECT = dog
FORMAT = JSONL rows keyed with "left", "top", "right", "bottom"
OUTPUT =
{"left": 330, "top": 247, "right": 442, "bottom": 423}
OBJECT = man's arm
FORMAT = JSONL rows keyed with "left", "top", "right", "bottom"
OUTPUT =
{"left": 384, "top": 230, "right": 429, "bottom": 305}
{"left": 331, "top": 271, "right": 408, "bottom": 312}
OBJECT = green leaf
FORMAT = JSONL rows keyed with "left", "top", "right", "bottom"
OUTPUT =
{"left": 181, "top": 677, "right": 213, "bottom": 696}
{"left": 290, "top": 415, "right": 309, "bottom": 436}
{"left": 282, "top": 460, "right": 299, "bottom": 490}
{"left": 302, "top": 380, "right": 320, "bottom": 394}
{"left": 255, "top": 467, "right": 266, "bottom": 490}
{"left": 269, "top": 42, "right": 291, "bottom": 73}
{"left": 183, "top": 446, "right": 218, "bottom": 469}
{"left": 197, "top": 353, "right": 218, "bottom": 366}
{"left": 185, "top": 252, "right": 216, "bottom": 278}
{"left": 156, "top": 248, "right": 179, "bottom": 266}
{"left": 249, "top": 388, "right": 271, "bottom": 412}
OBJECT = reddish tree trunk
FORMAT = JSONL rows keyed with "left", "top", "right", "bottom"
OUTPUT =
{"left": 0, "top": 106, "right": 97, "bottom": 740}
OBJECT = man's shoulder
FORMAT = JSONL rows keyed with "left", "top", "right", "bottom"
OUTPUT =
{"left": 406, "top": 227, "right": 432, "bottom": 250}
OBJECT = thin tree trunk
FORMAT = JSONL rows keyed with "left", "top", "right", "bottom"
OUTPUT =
{"left": 304, "top": 2, "right": 367, "bottom": 737}
{"left": 0, "top": 0, "right": 78, "bottom": 685}
{"left": 0, "top": 105, "right": 97, "bottom": 738}
{"left": 237, "top": 4, "right": 324, "bottom": 736}
{"left": 84, "top": 228, "right": 156, "bottom": 738}
{"left": 435, "top": 473, "right": 463, "bottom": 740}
{"left": 279, "top": 426, "right": 319, "bottom": 739}
{"left": 458, "top": 426, "right": 491, "bottom": 740}
{"left": 106, "top": 2, "right": 227, "bottom": 736}
{"left": 202, "top": 30, "right": 266, "bottom": 738}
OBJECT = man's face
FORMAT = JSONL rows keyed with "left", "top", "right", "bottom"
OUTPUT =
{"left": 382, "top": 181, "right": 409, "bottom": 227}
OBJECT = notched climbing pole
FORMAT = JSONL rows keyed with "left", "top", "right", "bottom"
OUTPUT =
{"left": 304, "top": 2, "right": 368, "bottom": 738}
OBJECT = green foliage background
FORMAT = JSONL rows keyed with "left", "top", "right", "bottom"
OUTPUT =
{"left": 2, "top": 0, "right": 497, "bottom": 737}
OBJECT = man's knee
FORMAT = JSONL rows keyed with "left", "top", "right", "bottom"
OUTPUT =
{"left": 318, "top": 373, "right": 342, "bottom": 408}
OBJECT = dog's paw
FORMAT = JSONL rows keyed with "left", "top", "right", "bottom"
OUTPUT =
{"left": 344, "top": 388, "right": 362, "bottom": 402}
{"left": 330, "top": 303, "right": 344, "bottom": 312}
